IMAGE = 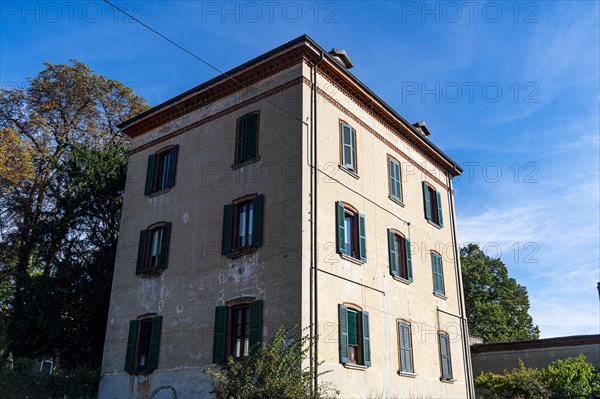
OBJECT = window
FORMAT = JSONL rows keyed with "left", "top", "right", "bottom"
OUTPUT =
{"left": 431, "top": 252, "right": 445, "bottom": 295}
{"left": 387, "top": 229, "right": 413, "bottom": 281}
{"left": 221, "top": 195, "right": 264, "bottom": 255}
{"left": 422, "top": 182, "right": 444, "bottom": 227}
{"left": 398, "top": 321, "right": 414, "bottom": 374}
{"left": 136, "top": 222, "right": 172, "bottom": 275}
{"left": 338, "top": 304, "right": 370, "bottom": 367}
{"left": 340, "top": 122, "right": 357, "bottom": 172}
{"left": 212, "top": 299, "right": 263, "bottom": 363}
{"left": 336, "top": 202, "right": 366, "bottom": 262}
{"left": 144, "top": 145, "right": 179, "bottom": 195}
{"left": 236, "top": 112, "right": 259, "bottom": 164}
{"left": 438, "top": 332, "right": 453, "bottom": 380}
{"left": 125, "top": 315, "right": 162, "bottom": 373}
{"left": 388, "top": 156, "right": 402, "bottom": 202}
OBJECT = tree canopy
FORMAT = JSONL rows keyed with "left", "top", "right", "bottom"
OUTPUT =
{"left": 461, "top": 243, "right": 540, "bottom": 343}
{"left": 0, "top": 60, "right": 149, "bottom": 368}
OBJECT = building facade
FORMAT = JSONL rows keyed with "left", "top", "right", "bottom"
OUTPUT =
{"left": 99, "top": 35, "right": 474, "bottom": 399}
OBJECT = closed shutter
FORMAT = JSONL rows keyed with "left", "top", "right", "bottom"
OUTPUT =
{"left": 338, "top": 304, "right": 349, "bottom": 364}
{"left": 405, "top": 238, "right": 413, "bottom": 282}
{"left": 342, "top": 124, "right": 354, "bottom": 169}
{"left": 436, "top": 190, "right": 444, "bottom": 227}
{"left": 237, "top": 116, "right": 246, "bottom": 162}
{"left": 388, "top": 229, "right": 397, "bottom": 276}
{"left": 243, "top": 113, "right": 258, "bottom": 161}
{"left": 433, "top": 253, "right": 444, "bottom": 294}
{"left": 212, "top": 306, "right": 228, "bottom": 363}
{"left": 166, "top": 145, "right": 179, "bottom": 188}
{"left": 399, "top": 322, "right": 413, "bottom": 373}
{"left": 358, "top": 213, "right": 367, "bottom": 262}
{"left": 336, "top": 202, "right": 345, "bottom": 254}
{"left": 136, "top": 230, "right": 148, "bottom": 275}
{"left": 144, "top": 154, "right": 156, "bottom": 195}
{"left": 124, "top": 320, "right": 138, "bottom": 372}
{"left": 440, "top": 333, "right": 452, "bottom": 379}
{"left": 362, "top": 311, "right": 371, "bottom": 367}
{"left": 221, "top": 204, "right": 235, "bottom": 255}
{"left": 249, "top": 300, "right": 263, "bottom": 353}
{"left": 390, "top": 159, "right": 401, "bottom": 199}
{"left": 251, "top": 195, "right": 264, "bottom": 248}
{"left": 148, "top": 316, "right": 162, "bottom": 370}
{"left": 158, "top": 223, "right": 171, "bottom": 270}
{"left": 423, "top": 182, "right": 431, "bottom": 220}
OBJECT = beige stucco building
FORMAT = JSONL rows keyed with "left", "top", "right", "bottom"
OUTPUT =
{"left": 99, "top": 35, "right": 474, "bottom": 399}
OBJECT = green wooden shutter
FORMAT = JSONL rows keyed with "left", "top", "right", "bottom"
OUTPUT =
{"left": 350, "top": 128, "right": 357, "bottom": 171}
{"left": 433, "top": 253, "right": 444, "bottom": 294}
{"left": 400, "top": 322, "right": 412, "bottom": 373}
{"left": 388, "top": 229, "right": 398, "bottom": 276}
{"left": 221, "top": 204, "right": 235, "bottom": 255}
{"left": 124, "top": 320, "right": 138, "bottom": 372}
{"left": 336, "top": 202, "right": 345, "bottom": 254}
{"left": 251, "top": 195, "right": 264, "bottom": 248}
{"left": 249, "top": 300, "right": 263, "bottom": 353}
{"left": 390, "top": 159, "right": 401, "bottom": 199}
{"left": 405, "top": 238, "right": 413, "bottom": 282}
{"left": 423, "top": 181, "right": 431, "bottom": 220}
{"left": 166, "top": 145, "right": 179, "bottom": 188}
{"left": 342, "top": 124, "right": 353, "bottom": 169}
{"left": 243, "top": 113, "right": 258, "bottom": 161}
{"left": 347, "top": 310, "right": 358, "bottom": 346}
{"left": 358, "top": 213, "right": 367, "bottom": 262}
{"left": 395, "top": 161, "right": 402, "bottom": 199}
{"left": 148, "top": 316, "right": 162, "bottom": 370}
{"left": 144, "top": 154, "right": 156, "bottom": 195}
{"left": 436, "top": 190, "right": 444, "bottom": 227}
{"left": 338, "top": 304, "right": 349, "bottom": 364}
{"left": 237, "top": 116, "right": 246, "bottom": 162}
{"left": 212, "top": 306, "right": 228, "bottom": 363}
{"left": 440, "top": 333, "right": 452, "bottom": 379}
{"left": 362, "top": 311, "right": 371, "bottom": 367}
{"left": 158, "top": 223, "right": 171, "bottom": 270}
{"left": 136, "top": 230, "right": 148, "bottom": 275}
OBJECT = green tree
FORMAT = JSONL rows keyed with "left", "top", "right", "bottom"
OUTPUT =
{"left": 0, "top": 60, "right": 148, "bottom": 368}
{"left": 204, "top": 327, "right": 338, "bottom": 399}
{"left": 461, "top": 244, "right": 540, "bottom": 342}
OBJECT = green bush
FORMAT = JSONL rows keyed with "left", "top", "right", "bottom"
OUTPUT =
{"left": 204, "top": 326, "right": 338, "bottom": 399}
{"left": 0, "top": 357, "right": 98, "bottom": 399}
{"left": 475, "top": 356, "right": 600, "bottom": 399}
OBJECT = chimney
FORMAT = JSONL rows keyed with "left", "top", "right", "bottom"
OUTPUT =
{"left": 412, "top": 121, "right": 431, "bottom": 136}
{"left": 329, "top": 48, "right": 354, "bottom": 69}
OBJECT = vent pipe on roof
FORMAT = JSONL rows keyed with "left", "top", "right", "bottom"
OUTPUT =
{"left": 329, "top": 48, "right": 354, "bottom": 69}
{"left": 412, "top": 121, "right": 431, "bottom": 136}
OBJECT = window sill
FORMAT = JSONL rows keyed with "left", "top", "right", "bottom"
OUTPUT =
{"left": 232, "top": 156, "right": 261, "bottom": 170}
{"left": 224, "top": 247, "right": 258, "bottom": 259}
{"left": 433, "top": 292, "right": 447, "bottom": 300}
{"left": 393, "top": 276, "right": 412, "bottom": 285}
{"left": 139, "top": 269, "right": 165, "bottom": 278}
{"left": 338, "top": 165, "right": 359, "bottom": 180}
{"left": 427, "top": 219, "right": 443, "bottom": 229}
{"left": 128, "top": 369, "right": 154, "bottom": 375}
{"left": 340, "top": 253, "right": 364, "bottom": 265}
{"left": 440, "top": 377, "right": 456, "bottom": 384}
{"left": 398, "top": 371, "right": 417, "bottom": 378}
{"left": 343, "top": 363, "right": 368, "bottom": 371}
{"left": 148, "top": 188, "right": 171, "bottom": 198}
{"left": 389, "top": 195, "right": 405, "bottom": 207}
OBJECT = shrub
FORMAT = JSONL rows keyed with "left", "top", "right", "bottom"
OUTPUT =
{"left": 475, "top": 361, "right": 550, "bottom": 399}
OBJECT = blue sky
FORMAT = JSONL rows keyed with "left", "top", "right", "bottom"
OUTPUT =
{"left": 1, "top": 1, "right": 598, "bottom": 338}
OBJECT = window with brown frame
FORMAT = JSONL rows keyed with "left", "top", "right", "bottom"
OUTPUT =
{"left": 212, "top": 298, "right": 263, "bottom": 363}
{"left": 235, "top": 112, "right": 259, "bottom": 164}
{"left": 124, "top": 314, "right": 162, "bottom": 373}
{"left": 422, "top": 181, "right": 444, "bottom": 227}
{"left": 221, "top": 195, "right": 264, "bottom": 255}
{"left": 335, "top": 202, "right": 367, "bottom": 262}
{"left": 387, "top": 229, "right": 413, "bottom": 281}
{"left": 338, "top": 303, "right": 370, "bottom": 367}
{"left": 136, "top": 222, "right": 172, "bottom": 275}
{"left": 144, "top": 145, "right": 179, "bottom": 195}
